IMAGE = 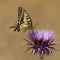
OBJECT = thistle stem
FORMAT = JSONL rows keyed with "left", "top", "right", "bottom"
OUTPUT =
{"left": 40, "top": 54, "right": 43, "bottom": 60}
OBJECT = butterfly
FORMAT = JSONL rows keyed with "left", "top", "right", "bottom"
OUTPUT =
{"left": 9, "top": 7, "right": 34, "bottom": 32}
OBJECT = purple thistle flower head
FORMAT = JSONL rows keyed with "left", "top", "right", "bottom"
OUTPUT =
{"left": 26, "top": 30, "right": 56, "bottom": 55}
{"left": 29, "top": 30, "right": 55, "bottom": 41}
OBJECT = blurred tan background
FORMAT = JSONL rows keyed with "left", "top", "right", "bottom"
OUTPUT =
{"left": 0, "top": 0, "right": 60, "bottom": 60}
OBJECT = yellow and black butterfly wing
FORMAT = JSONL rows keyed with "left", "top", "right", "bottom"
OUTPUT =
{"left": 9, "top": 7, "right": 24, "bottom": 32}
{"left": 25, "top": 11, "right": 33, "bottom": 30}
{"left": 19, "top": 7, "right": 34, "bottom": 32}
{"left": 19, "top": 10, "right": 28, "bottom": 31}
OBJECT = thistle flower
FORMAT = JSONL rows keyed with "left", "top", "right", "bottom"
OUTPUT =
{"left": 25, "top": 30, "right": 56, "bottom": 55}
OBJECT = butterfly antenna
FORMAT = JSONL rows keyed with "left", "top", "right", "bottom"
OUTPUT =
{"left": 33, "top": 22, "right": 39, "bottom": 30}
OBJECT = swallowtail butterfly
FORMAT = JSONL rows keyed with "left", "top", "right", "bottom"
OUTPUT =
{"left": 9, "top": 7, "right": 34, "bottom": 32}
